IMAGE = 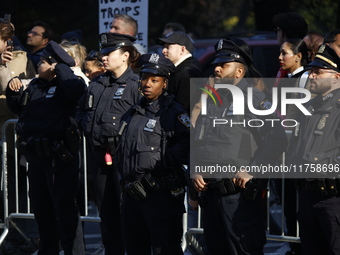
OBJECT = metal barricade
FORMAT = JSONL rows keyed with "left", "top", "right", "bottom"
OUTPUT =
{"left": 0, "top": 119, "right": 101, "bottom": 248}
{"left": 0, "top": 119, "right": 301, "bottom": 253}
{"left": 184, "top": 176, "right": 301, "bottom": 254}
{"left": 184, "top": 131, "right": 301, "bottom": 254}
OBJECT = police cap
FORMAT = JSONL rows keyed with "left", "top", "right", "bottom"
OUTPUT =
{"left": 212, "top": 38, "right": 253, "bottom": 66}
{"left": 41, "top": 40, "right": 75, "bottom": 67}
{"left": 140, "top": 53, "right": 175, "bottom": 79}
{"left": 157, "top": 31, "right": 195, "bottom": 53}
{"left": 98, "top": 33, "right": 136, "bottom": 55}
{"left": 307, "top": 44, "right": 340, "bottom": 72}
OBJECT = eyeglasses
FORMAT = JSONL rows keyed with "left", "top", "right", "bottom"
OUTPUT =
{"left": 27, "top": 31, "right": 43, "bottom": 37}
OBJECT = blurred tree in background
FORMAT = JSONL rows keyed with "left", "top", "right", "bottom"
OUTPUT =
{"left": 1, "top": 0, "right": 339, "bottom": 51}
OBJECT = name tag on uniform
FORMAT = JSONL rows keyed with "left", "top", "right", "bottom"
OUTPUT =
{"left": 46, "top": 86, "right": 56, "bottom": 98}
{"left": 113, "top": 87, "right": 125, "bottom": 99}
{"left": 144, "top": 119, "right": 157, "bottom": 132}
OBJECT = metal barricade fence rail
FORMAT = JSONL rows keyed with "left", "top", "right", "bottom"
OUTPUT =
{"left": 0, "top": 119, "right": 300, "bottom": 253}
{"left": 0, "top": 119, "right": 101, "bottom": 249}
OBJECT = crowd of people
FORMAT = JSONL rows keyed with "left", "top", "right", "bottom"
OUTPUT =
{"left": 0, "top": 10, "right": 339, "bottom": 255}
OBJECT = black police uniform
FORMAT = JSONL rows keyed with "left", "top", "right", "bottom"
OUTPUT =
{"left": 191, "top": 39, "right": 287, "bottom": 255}
{"left": 287, "top": 45, "right": 340, "bottom": 255}
{"left": 76, "top": 33, "right": 141, "bottom": 255}
{"left": 6, "top": 41, "right": 86, "bottom": 255}
{"left": 115, "top": 54, "right": 190, "bottom": 255}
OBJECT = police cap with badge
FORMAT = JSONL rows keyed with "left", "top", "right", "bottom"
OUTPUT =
{"left": 307, "top": 44, "right": 340, "bottom": 72}
{"left": 98, "top": 33, "right": 136, "bottom": 55}
{"left": 41, "top": 40, "right": 75, "bottom": 66}
{"left": 140, "top": 53, "right": 175, "bottom": 79}
{"left": 212, "top": 38, "right": 253, "bottom": 66}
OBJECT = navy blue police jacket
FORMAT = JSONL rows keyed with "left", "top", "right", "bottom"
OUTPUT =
{"left": 192, "top": 79, "right": 288, "bottom": 177}
{"left": 76, "top": 67, "right": 141, "bottom": 148}
{"left": 116, "top": 94, "right": 190, "bottom": 182}
{"left": 287, "top": 88, "right": 340, "bottom": 178}
{"left": 6, "top": 63, "right": 86, "bottom": 143}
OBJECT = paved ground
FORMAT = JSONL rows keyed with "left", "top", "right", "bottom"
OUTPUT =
{"left": 4, "top": 198, "right": 294, "bottom": 255}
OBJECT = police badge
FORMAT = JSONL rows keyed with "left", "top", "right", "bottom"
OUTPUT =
{"left": 149, "top": 54, "right": 159, "bottom": 64}
{"left": 101, "top": 34, "right": 107, "bottom": 45}
{"left": 144, "top": 119, "right": 157, "bottom": 132}
{"left": 113, "top": 88, "right": 126, "bottom": 99}
{"left": 217, "top": 39, "right": 224, "bottom": 51}
{"left": 46, "top": 86, "right": 56, "bottom": 98}
{"left": 315, "top": 114, "right": 329, "bottom": 135}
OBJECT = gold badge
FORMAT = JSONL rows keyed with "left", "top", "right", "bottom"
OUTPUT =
{"left": 316, "top": 114, "right": 328, "bottom": 130}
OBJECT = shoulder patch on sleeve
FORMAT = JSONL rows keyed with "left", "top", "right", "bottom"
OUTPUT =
{"left": 178, "top": 113, "right": 191, "bottom": 130}
{"left": 259, "top": 99, "right": 272, "bottom": 110}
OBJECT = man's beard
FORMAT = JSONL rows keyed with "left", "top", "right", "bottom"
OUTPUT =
{"left": 214, "top": 76, "right": 235, "bottom": 85}
{"left": 309, "top": 79, "right": 332, "bottom": 96}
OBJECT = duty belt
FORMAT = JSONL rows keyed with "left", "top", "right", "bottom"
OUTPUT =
{"left": 207, "top": 178, "right": 239, "bottom": 196}
{"left": 21, "top": 137, "right": 73, "bottom": 163}
{"left": 124, "top": 172, "right": 184, "bottom": 200}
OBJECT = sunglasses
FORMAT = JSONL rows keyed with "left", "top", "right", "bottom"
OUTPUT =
{"left": 27, "top": 31, "right": 43, "bottom": 37}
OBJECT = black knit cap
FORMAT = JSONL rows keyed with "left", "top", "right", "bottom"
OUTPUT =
{"left": 307, "top": 44, "right": 340, "bottom": 72}
{"left": 140, "top": 53, "right": 175, "bottom": 79}
{"left": 212, "top": 38, "right": 253, "bottom": 66}
{"left": 41, "top": 40, "right": 75, "bottom": 67}
{"left": 98, "top": 33, "right": 136, "bottom": 55}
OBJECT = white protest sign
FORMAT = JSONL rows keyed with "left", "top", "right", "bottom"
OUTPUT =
{"left": 99, "top": 0, "right": 148, "bottom": 51}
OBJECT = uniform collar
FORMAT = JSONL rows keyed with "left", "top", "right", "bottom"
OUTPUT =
{"left": 140, "top": 95, "right": 164, "bottom": 113}
{"left": 109, "top": 66, "right": 134, "bottom": 84}
{"left": 35, "top": 77, "right": 56, "bottom": 88}
{"left": 310, "top": 88, "right": 340, "bottom": 111}
{"left": 288, "top": 66, "right": 304, "bottom": 78}
{"left": 235, "top": 78, "right": 251, "bottom": 92}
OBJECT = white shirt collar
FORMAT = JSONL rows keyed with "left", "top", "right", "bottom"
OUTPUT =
{"left": 174, "top": 53, "right": 192, "bottom": 67}
{"left": 287, "top": 66, "right": 304, "bottom": 78}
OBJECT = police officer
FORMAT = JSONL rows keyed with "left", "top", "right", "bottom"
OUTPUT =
{"left": 191, "top": 38, "right": 287, "bottom": 255}
{"left": 6, "top": 41, "right": 86, "bottom": 255}
{"left": 76, "top": 33, "right": 141, "bottom": 254}
{"left": 287, "top": 45, "right": 340, "bottom": 255}
{"left": 116, "top": 53, "right": 190, "bottom": 255}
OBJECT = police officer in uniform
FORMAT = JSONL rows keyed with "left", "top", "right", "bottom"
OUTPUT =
{"left": 76, "top": 33, "right": 141, "bottom": 254}
{"left": 116, "top": 53, "right": 190, "bottom": 255}
{"left": 287, "top": 45, "right": 340, "bottom": 255}
{"left": 6, "top": 41, "right": 86, "bottom": 255}
{"left": 191, "top": 38, "right": 287, "bottom": 255}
